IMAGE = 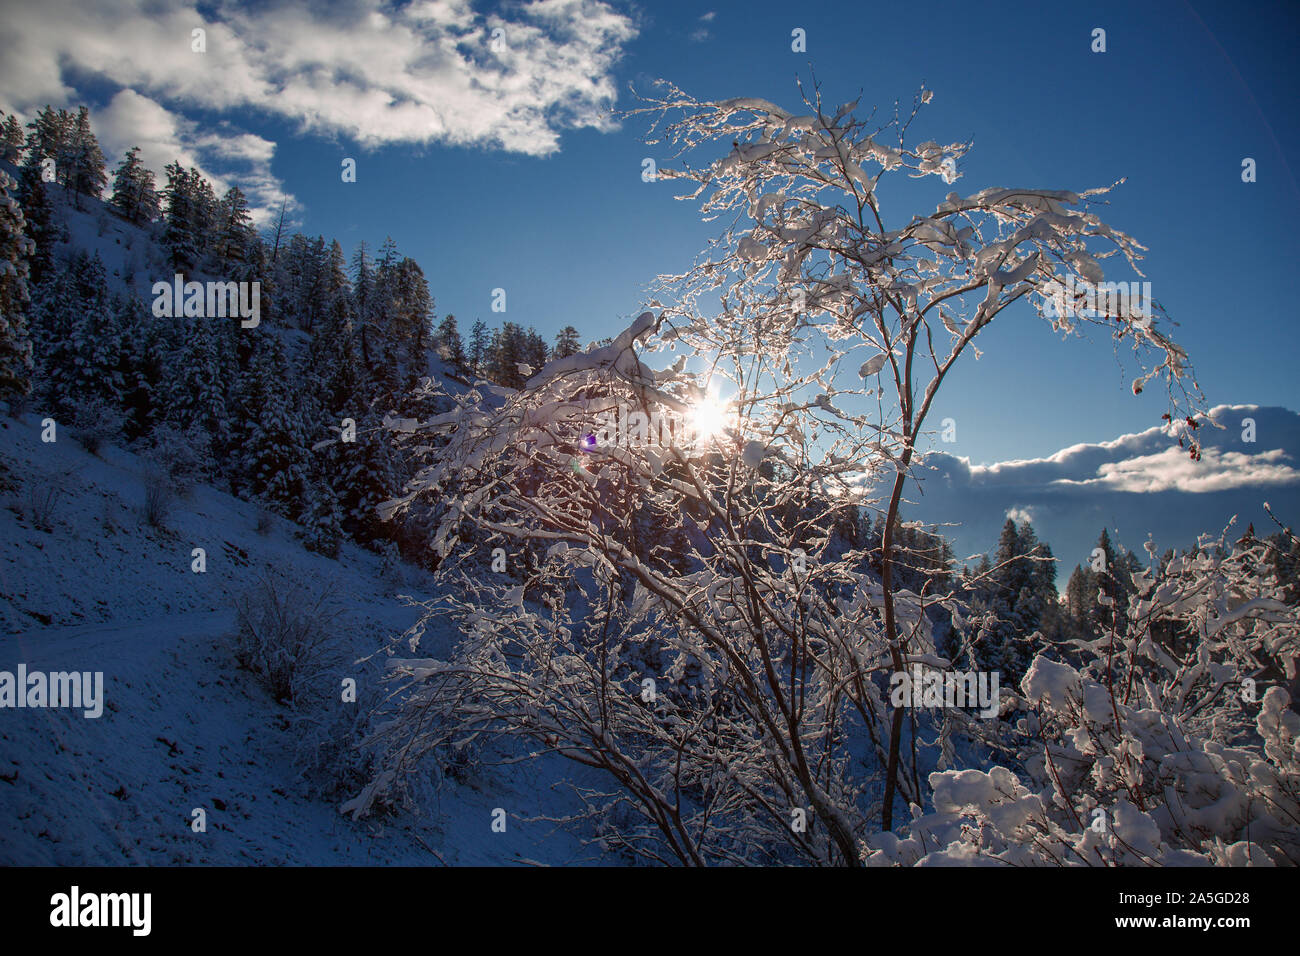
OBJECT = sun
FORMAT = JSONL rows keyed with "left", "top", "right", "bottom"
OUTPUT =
{"left": 689, "top": 393, "right": 729, "bottom": 441}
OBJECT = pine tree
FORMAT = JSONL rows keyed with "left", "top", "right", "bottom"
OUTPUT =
{"left": 553, "top": 325, "right": 581, "bottom": 359}
{"left": 16, "top": 161, "right": 55, "bottom": 286}
{"left": 263, "top": 197, "right": 286, "bottom": 262}
{"left": 189, "top": 170, "right": 217, "bottom": 262}
{"left": 341, "top": 410, "right": 397, "bottom": 544}
{"left": 302, "top": 461, "right": 345, "bottom": 558}
{"left": 0, "top": 112, "right": 24, "bottom": 166}
{"left": 110, "top": 147, "right": 161, "bottom": 225}
{"left": 435, "top": 314, "right": 465, "bottom": 371}
{"left": 488, "top": 321, "right": 527, "bottom": 387}
{"left": 523, "top": 327, "right": 549, "bottom": 372}
{"left": 214, "top": 186, "right": 255, "bottom": 271}
{"left": 163, "top": 162, "right": 199, "bottom": 271}
{"left": 72, "top": 256, "right": 125, "bottom": 407}
{"left": 350, "top": 241, "right": 379, "bottom": 373}
{"left": 167, "top": 315, "right": 231, "bottom": 461}
{"left": 467, "top": 319, "right": 489, "bottom": 376}
{"left": 119, "top": 298, "right": 175, "bottom": 440}
{"left": 309, "top": 296, "right": 363, "bottom": 418}
{"left": 22, "top": 107, "right": 72, "bottom": 189}
{"left": 237, "top": 337, "right": 307, "bottom": 518}
{"left": 32, "top": 254, "right": 123, "bottom": 417}
{"left": 390, "top": 257, "right": 432, "bottom": 365}
{"left": 969, "top": 518, "right": 1056, "bottom": 687}
{"left": 376, "top": 236, "right": 399, "bottom": 272}
{"left": 0, "top": 169, "right": 35, "bottom": 403}
{"left": 65, "top": 107, "right": 106, "bottom": 209}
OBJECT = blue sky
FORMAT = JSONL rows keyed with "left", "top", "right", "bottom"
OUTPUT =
{"left": 3, "top": 0, "right": 1297, "bottom": 472}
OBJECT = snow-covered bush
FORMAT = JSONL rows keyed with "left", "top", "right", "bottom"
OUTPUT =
{"left": 358, "top": 79, "right": 1215, "bottom": 865}
{"left": 375, "top": 539, "right": 408, "bottom": 595}
{"left": 231, "top": 574, "right": 343, "bottom": 705}
{"left": 289, "top": 666, "right": 389, "bottom": 806}
{"left": 141, "top": 422, "right": 207, "bottom": 495}
{"left": 70, "top": 399, "right": 124, "bottom": 456}
{"left": 866, "top": 525, "right": 1300, "bottom": 865}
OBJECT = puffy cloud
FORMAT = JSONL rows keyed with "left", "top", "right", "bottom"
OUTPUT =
{"left": 0, "top": 0, "right": 638, "bottom": 220}
{"left": 1058, "top": 446, "right": 1300, "bottom": 494}
{"left": 0, "top": 0, "right": 638, "bottom": 155}
{"left": 93, "top": 90, "right": 291, "bottom": 228}
{"left": 959, "top": 405, "right": 1300, "bottom": 494}
{"left": 903, "top": 405, "right": 1300, "bottom": 574}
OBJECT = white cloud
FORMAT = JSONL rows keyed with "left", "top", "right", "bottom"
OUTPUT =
{"left": 93, "top": 90, "right": 291, "bottom": 228}
{"left": 901, "top": 404, "right": 1300, "bottom": 579}
{"left": 961, "top": 405, "right": 1300, "bottom": 495}
{"left": 691, "top": 11, "right": 715, "bottom": 42}
{"left": 0, "top": 0, "right": 638, "bottom": 221}
{"left": 1005, "top": 506, "right": 1035, "bottom": 525}
{"left": 0, "top": 0, "right": 638, "bottom": 156}
{"left": 1056, "top": 446, "right": 1300, "bottom": 494}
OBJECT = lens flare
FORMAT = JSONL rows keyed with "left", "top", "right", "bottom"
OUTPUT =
{"left": 690, "top": 394, "right": 729, "bottom": 441}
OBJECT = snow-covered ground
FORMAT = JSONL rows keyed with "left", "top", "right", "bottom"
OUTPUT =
{"left": 0, "top": 412, "right": 604, "bottom": 865}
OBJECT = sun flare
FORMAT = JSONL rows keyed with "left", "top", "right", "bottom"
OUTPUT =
{"left": 689, "top": 394, "right": 729, "bottom": 441}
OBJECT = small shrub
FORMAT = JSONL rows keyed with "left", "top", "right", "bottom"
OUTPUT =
{"left": 255, "top": 508, "right": 275, "bottom": 536}
{"left": 142, "top": 423, "right": 207, "bottom": 495}
{"left": 377, "top": 539, "right": 405, "bottom": 594}
{"left": 304, "top": 525, "right": 341, "bottom": 559}
{"left": 71, "top": 401, "right": 124, "bottom": 457}
{"left": 231, "top": 574, "right": 341, "bottom": 705}
{"left": 291, "top": 673, "right": 387, "bottom": 804}
{"left": 25, "top": 469, "right": 66, "bottom": 532}
{"left": 4, "top": 391, "right": 31, "bottom": 419}
{"left": 141, "top": 466, "right": 174, "bottom": 529}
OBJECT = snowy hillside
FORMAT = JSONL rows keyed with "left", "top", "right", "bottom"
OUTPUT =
{"left": 0, "top": 412, "right": 603, "bottom": 865}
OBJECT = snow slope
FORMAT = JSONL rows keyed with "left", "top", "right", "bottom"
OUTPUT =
{"left": 0, "top": 413, "right": 604, "bottom": 865}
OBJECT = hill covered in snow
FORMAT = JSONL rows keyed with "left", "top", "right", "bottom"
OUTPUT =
{"left": 0, "top": 410, "right": 604, "bottom": 865}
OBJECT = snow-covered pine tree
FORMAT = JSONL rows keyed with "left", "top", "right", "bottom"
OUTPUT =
{"left": 213, "top": 186, "right": 256, "bottom": 270}
{"left": 350, "top": 241, "right": 372, "bottom": 316}
{"left": 15, "top": 161, "right": 55, "bottom": 286}
{"left": 163, "top": 163, "right": 218, "bottom": 271}
{"left": 37, "top": 252, "right": 124, "bottom": 417}
{"left": 340, "top": 409, "right": 397, "bottom": 545}
{"left": 162, "top": 161, "right": 200, "bottom": 271}
{"left": 22, "top": 107, "right": 72, "bottom": 190}
{"left": 0, "top": 169, "right": 35, "bottom": 403}
{"left": 110, "top": 147, "right": 161, "bottom": 225}
{"left": 522, "top": 327, "right": 548, "bottom": 373}
{"left": 308, "top": 295, "right": 364, "bottom": 418}
{"left": 166, "top": 314, "right": 231, "bottom": 467}
{"left": 434, "top": 313, "right": 465, "bottom": 372}
{"left": 970, "top": 519, "right": 1056, "bottom": 687}
{"left": 0, "top": 112, "right": 23, "bottom": 165}
{"left": 384, "top": 255, "right": 433, "bottom": 388}
{"left": 486, "top": 321, "right": 526, "bottom": 386}
{"left": 188, "top": 170, "right": 218, "bottom": 264}
{"left": 302, "top": 459, "right": 345, "bottom": 559}
{"left": 118, "top": 295, "right": 177, "bottom": 440}
{"left": 236, "top": 336, "right": 307, "bottom": 518}
{"left": 65, "top": 106, "right": 107, "bottom": 210}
